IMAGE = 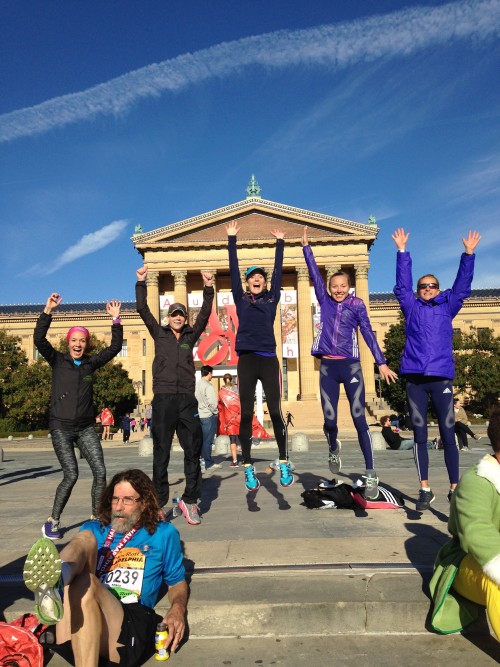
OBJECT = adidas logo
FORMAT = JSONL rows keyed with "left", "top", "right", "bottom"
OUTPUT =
{"left": 350, "top": 377, "right": 359, "bottom": 384}
{"left": 443, "top": 388, "right": 452, "bottom": 394}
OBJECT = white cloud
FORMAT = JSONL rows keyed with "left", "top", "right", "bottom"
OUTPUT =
{"left": 1, "top": 0, "right": 499, "bottom": 143}
{"left": 20, "top": 219, "right": 128, "bottom": 277}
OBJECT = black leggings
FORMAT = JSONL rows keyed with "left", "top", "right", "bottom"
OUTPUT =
{"left": 237, "top": 353, "right": 287, "bottom": 464}
{"left": 50, "top": 425, "right": 106, "bottom": 519}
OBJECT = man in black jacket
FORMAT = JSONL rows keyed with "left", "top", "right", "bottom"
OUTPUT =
{"left": 136, "top": 266, "right": 214, "bottom": 525}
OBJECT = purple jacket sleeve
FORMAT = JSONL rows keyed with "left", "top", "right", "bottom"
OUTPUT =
{"left": 303, "top": 245, "right": 327, "bottom": 305}
{"left": 269, "top": 239, "right": 284, "bottom": 301}
{"left": 449, "top": 253, "right": 475, "bottom": 318}
{"left": 356, "top": 300, "right": 387, "bottom": 366}
{"left": 393, "top": 251, "right": 415, "bottom": 318}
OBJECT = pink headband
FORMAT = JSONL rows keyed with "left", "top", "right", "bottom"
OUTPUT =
{"left": 66, "top": 326, "right": 90, "bottom": 343}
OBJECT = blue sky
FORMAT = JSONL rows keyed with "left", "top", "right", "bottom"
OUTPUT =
{"left": 1, "top": 0, "right": 499, "bottom": 306}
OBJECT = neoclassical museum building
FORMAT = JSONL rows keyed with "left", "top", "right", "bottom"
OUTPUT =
{"left": 2, "top": 180, "right": 499, "bottom": 427}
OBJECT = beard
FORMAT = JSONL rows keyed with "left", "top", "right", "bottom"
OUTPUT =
{"left": 111, "top": 508, "right": 141, "bottom": 533}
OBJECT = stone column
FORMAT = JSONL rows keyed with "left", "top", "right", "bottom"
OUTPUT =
{"left": 172, "top": 270, "right": 188, "bottom": 307}
{"left": 354, "top": 264, "right": 376, "bottom": 397}
{"left": 145, "top": 270, "right": 160, "bottom": 400}
{"left": 296, "top": 268, "right": 317, "bottom": 400}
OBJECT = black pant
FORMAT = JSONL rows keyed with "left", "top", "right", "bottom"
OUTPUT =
{"left": 151, "top": 393, "right": 202, "bottom": 506}
{"left": 454, "top": 421, "right": 475, "bottom": 449}
{"left": 237, "top": 353, "right": 287, "bottom": 463}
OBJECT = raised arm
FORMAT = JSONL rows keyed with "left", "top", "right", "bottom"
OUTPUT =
{"left": 90, "top": 301, "right": 124, "bottom": 370}
{"left": 33, "top": 293, "right": 63, "bottom": 364}
{"left": 448, "top": 231, "right": 480, "bottom": 316}
{"left": 392, "top": 227, "right": 414, "bottom": 315}
{"left": 226, "top": 222, "right": 243, "bottom": 301}
{"left": 191, "top": 272, "right": 215, "bottom": 342}
{"left": 302, "top": 227, "right": 328, "bottom": 305}
{"left": 135, "top": 265, "right": 161, "bottom": 339}
{"left": 269, "top": 229, "right": 284, "bottom": 299}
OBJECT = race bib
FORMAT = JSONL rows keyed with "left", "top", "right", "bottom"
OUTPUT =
{"left": 99, "top": 547, "right": 145, "bottom": 603}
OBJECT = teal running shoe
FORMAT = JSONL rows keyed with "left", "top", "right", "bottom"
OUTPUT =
{"left": 244, "top": 464, "right": 260, "bottom": 491}
{"left": 279, "top": 461, "right": 294, "bottom": 487}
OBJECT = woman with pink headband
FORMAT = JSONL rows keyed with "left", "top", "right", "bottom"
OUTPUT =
{"left": 34, "top": 292, "right": 123, "bottom": 540}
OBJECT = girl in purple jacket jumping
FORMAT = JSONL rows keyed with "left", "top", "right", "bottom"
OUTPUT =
{"left": 392, "top": 228, "right": 481, "bottom": 511}
{"left": 302, "top": 226, "right": 397, "bottom": 499}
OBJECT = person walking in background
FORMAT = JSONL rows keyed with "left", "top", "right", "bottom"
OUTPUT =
{"left": 34, "top": 293, "right": 123, "bottom": 540}
{"left": 302, "top": 226, "right": 398, "bottom": 500}
{"left": 392, "top": 228, "right": 481, "bottom": 510}
{"left": 122, "top": 413, "right": 131, "bottom": 443}
{"left": 136, "top": 266, "right": 214, "bottom": 525}
{"left": 454, "top": 398, "right": 481, "bottom": 451}
{"left": 286, "top": 411, "right": 294, "bottom": 428}
{"left": 130, "top": 417, "right": 136, "bottom": 433}
{"left": 226, "top": 220, "right": 293, "bottom": 492}
{"left": 100, "top": 407, "right": 114, "bottom": 440}
{"left": 195, "top": 365, "right": 220, "bottom": 472}
{"left": 145, "top": 403, "right": 152, "bottom": 433}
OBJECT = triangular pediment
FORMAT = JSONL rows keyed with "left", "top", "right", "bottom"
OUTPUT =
{"left": 132, "top": 198, "right": 378, "bottom": 250}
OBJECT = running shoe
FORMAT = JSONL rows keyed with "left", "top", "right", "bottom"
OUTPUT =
{"left": 244, "top": 464, "right": 260, "bottom": 491}
{"left": 23, "top": 537, "right": 64, "bottom": 624}
{"left": 42, "top": 518, "right": 61, "bottom": 541}
{"left": 279, "top": 461, "right": 294, "bottom": 487}
{"left": 364, "top": 470, "right": 379, "bottom": 500}
{"left": 269, "top": 458, "right": 296, "bottom": 472}
{"left": 178, "top": 499, "right": 201, "bottom": 525}
{"left": 416, "top": 488, "right": 435, "bottom": 511}
{"left": 229, "top": 460, "right": 239, "bottom": 468}
{"left": 328, "top": 440, "right": 342, "bottom": 475}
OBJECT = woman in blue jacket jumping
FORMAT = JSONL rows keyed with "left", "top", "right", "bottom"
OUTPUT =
{"left": 302, "top": 226, "right": 397, "bottom": 500}
{"left": 226, "top": 220, "right": 292, "bottom": 493}
{"left": 392, "top": 228, "right": 481, "bottom": 511}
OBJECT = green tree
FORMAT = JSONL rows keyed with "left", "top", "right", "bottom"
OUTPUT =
{"left": 453, "top": 327, "right": 500, "bottom": 416}
{"left": 7, "top": 360, "right": 51, "bottom": 430}
{"left": 0, "top": 329, "right": 28, "bottom": 420}
{"left": 380, "top": 313, "right": 408, "bottom": 414}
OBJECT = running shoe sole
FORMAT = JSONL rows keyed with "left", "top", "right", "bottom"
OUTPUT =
{"left": 23, "top": 537, "right": 64, "bottom": 624}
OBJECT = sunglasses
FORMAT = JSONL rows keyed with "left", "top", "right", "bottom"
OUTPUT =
{"left": 417, "top": 283, "right": 439, "bottom": 290}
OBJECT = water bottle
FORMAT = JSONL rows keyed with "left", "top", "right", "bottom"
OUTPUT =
{"left": 154, "top": 622, "right": 170, "bottom": 661}
{"left": 172, "top": 497, "right": 181, "bottom": 518}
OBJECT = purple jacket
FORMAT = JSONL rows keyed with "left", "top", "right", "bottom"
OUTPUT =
{"left": 393, "top": 251, "right": 475, "bottom": 379}
{"left": 303, "top": 245, "right": 386, "bottom": 366}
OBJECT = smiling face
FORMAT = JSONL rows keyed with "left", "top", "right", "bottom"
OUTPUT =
{"left": 417, "top": 275, "right": 440, "bottom": 302}
{"left": 329, "top": 274, "right": 351, "bottom": 303}
{"left": 246, "top": 271, "right": 267, "bottom": 295}
{"left": 68, "top": 332, "right": 88, "bottom": 360}
{"left": 168, "top": 310, "right": 187, "bottom": 333}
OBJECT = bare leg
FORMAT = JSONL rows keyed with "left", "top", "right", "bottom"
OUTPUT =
{"left": 55, "top": 531, "right": 124, "bottom": 667}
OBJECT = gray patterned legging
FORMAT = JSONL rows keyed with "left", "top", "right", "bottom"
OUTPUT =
{"left": 50, "top": 425, "right": 106, "bottom": 519}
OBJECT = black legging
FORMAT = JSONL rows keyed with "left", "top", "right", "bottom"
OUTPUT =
{"left": 51, "top": 425, "right": 106, "bottom": 519}
{"left": 454, "top": 421, "right": 476, "bottom": 449}
{"left": 237, "top": 352, "right": 287, "bottom": 464}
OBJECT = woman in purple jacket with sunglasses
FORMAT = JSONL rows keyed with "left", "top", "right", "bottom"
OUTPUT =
{"left": 392, "top": 228, "right": 481, "bottom": 511}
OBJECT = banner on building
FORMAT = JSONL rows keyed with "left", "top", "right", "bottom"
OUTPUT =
{"left": 280, "top": 289, "right": 298, "bottom": 358}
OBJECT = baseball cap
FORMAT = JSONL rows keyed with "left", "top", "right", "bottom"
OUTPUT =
{"left": 167, "top": 303, "right": 187, "bottom": 316}
{"left": 245, "top": 265, "right": 267, "bottom": 280}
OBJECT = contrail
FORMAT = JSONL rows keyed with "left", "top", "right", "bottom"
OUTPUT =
{"left": 1, "top": 0, "right": 499, "bottom": 143}
{"left": 20, "top": 219, "right": 128, "bottom": 276}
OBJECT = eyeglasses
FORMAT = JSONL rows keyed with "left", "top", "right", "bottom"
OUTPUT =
{"left": 111, "top": 496, "right": 141, "bottom": 506}
{"left": 417, "top": 283, "right": 439, "bottom": 290}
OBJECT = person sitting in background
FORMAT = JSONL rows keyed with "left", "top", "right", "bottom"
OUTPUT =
{"left": 454, "top": 398, "right": 481, "bottom": 451}
{"left": 430, "top": 406, "right": 500, "bottom": 641}
{"left": 380, "top": 415, "right": 434, "bottom": 451}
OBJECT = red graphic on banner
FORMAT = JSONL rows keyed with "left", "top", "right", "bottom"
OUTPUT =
{"left": 197, "top": 305, "right": 239, "bottom": 366}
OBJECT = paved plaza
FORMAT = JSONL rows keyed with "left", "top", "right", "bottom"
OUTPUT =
{"left": 1, "top": 430, "right": 499, "bottom": 666}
